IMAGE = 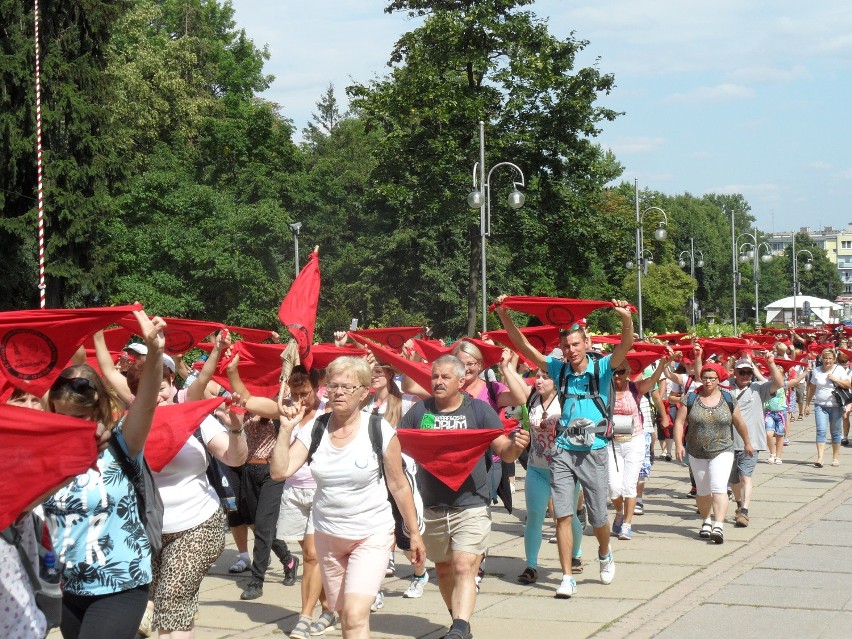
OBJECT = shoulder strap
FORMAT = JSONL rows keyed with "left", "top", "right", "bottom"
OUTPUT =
{"left": 557, "top": 362, "right": 569, "bottom": 406}
{"left": 108, "top": 436, "right": 147, "bottom": 523}
{"left": 306, "top": 412, "right": 332, "bottom": 465}
{"left": 525, "top": 388, "right": 541, "bottom": 410}
{"left": 368, "top": 412, "right": 384, "bottom": 482}
{"left": 485, "top": 380, "right": 498, "bottom": 406}
{"left": 685, "top": 391, "right": 698, "bottom": 411}
{"left": 2, "top": 522, "right": 41, "bottom": 592}
{"left": 720, "top": 389, "right": 736, "bottom": 414}
{"left": 588, "top": 358, "right": 610, "bottom": 420}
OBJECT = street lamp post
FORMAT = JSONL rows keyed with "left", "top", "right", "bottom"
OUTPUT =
{"left": 727, "top": 208, "right": 738, "bottom": 334}
{"left": 737, "top": 227, "right": 773, "bottom": 327}
{"left": 628, "top": 179, "right": 668, "bottom": 339}
{"left": 288, "top": 222, "right": 302, "bottom": 278}
{"left": 467, "top": 120, "right": 526, "bottom": 333}
{"left": 678, "top": 237, "right": 705, "bottom": 328}
{"left": 791, "top": 232, "right": 813, "bottom": 326}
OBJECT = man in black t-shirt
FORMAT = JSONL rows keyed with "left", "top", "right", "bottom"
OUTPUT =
{"left": 399, "top": 355, "right": 528, "bottom": 639}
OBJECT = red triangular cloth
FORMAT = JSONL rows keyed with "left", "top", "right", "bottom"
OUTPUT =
{"left": 484, "top": 326, "right": 561, "bottom": 355}
{"left": 489, "top": 296, "right": 637, "bottom": 328}
{"left": 348, "top": 334, "right": 433, "bottom": 392}
{"left": 144, "top": 397, "right": 227, "bottom": 472}
{"left": 396, "top": 428, "right": 503, "bottom": 491}
{"left": 279, "top": 251, "right": 321, "bottom": 369}
{"left": 0, "top": 304, "right": 141, "bottom": 396}
{"left": 351, "top": 327, "right": 422, "bottom": 352}
{"left": 225, "top": 325, "right": 276, "bottom": 343}
{"left": 0, "top": 404, "right": 99, "bottom": 529}
{"left": 118, "top": 317, "right": 223, "bottom": 356}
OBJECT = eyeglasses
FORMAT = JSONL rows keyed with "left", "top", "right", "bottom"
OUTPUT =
{"left": 701, "top": 376, "right": 719, "bottom": 382}
{"left": 326, "top": 383, "right": 364, "bottom": 395}
{"left": 613, "top": 369, "right": 628, "bottom": 375}
{"left": 51, "top": 376, "right": 98, "bottom": 396}
{"left": 290, "top": 389, "right": 313, "bottom": 400}
{"left": 461, "top": 361, "right": 481, "bottom": 371}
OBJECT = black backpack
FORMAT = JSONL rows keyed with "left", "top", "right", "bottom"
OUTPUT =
{"left": 193, "top": 429, "right": 238, "bottom": 512}
{"left": 307, "top": 412, "right": 385, "bottom": 480}
{"left": 109, "top": 436, "right": 164, "bottom": 557}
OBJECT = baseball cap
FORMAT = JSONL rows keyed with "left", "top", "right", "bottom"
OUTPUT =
{"left": 734, "top": 357, "right": 754, "bottom": 370}
{"left": 124, "top": 343, "right": 148, "bottom": 356}
{"left": 547, "top": 347, "right": 564, "bottom": 359}
{"left": 163, "top": 354, "right": 176, "bottom": 374}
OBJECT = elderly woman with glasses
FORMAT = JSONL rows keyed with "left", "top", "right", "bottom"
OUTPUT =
{"left": 804, "top": 348, "right": 851, "bottom": 467}
{"left": 270, "top": 356, "right": 424, "bottom": 639}
{"left": 673, "top": 363, "right": 753, "bottom": 544}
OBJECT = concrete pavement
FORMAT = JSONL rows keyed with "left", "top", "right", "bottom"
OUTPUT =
{"left": 52, "top": 414, "right": 852, "bottom": 638}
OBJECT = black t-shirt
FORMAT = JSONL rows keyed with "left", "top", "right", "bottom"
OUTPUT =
{"left": 399, "top": 394, "right": 503, "bottom": 509}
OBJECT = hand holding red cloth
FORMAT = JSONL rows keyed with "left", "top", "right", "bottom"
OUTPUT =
{"left": 143, "top": 397, "right": 228, "bottom": 472}
{"left": 0, "top": 404, "right": 101, "bottom": 529}
{"left": 490, "top": 296, "right": 636, "bottom": 328}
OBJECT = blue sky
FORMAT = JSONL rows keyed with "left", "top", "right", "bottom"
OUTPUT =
{"left": 230, "top": 1, "right": 852, "bottom": 234}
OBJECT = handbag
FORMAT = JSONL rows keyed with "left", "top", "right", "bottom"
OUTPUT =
{"left": 829, "top": 366, "right": 852, "bottom": 406}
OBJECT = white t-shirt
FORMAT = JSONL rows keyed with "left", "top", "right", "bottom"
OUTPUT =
{"left": 811, "top": 365, "right": 851, "bottom": 407}
{"left": 153, "top": 415, "right": 226, "bottom": 533}
{"left": 287, "top": 399, "right": 328, "bottom": 490}
{"left": 297, "top": 412, "right": 395, "bottom": 539}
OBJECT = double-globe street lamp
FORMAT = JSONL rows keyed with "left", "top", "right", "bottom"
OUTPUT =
{"left": 467, "top": 120, "right": 526, "bottom": 333}
{"left": 736, "top": 229, "right": 773, "bottom": 327}
{"left": 791, "top": 232, "right": 813, "bottom": 326}
{"left": 678, "top": 238, "right": 705, "bottom": 328}
{"left": 627, "top": 179, "right": 668, "bottom": 339}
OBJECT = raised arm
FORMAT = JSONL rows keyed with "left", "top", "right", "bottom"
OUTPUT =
{"left": 496, "top": 348, "right": 533, "bottom": 406}
{"left": 269, "top": 404, "right": 310, "bottom": 481}
{"left": 122, "top": 310, "right": 166, "bottom": 457}
{"left": 635, "top": 353, "right": 673, "bottom": 396}
{"left": 187, "top": 330, "right": 230, "bottom": 402}
{"left": 608, "top": 299, "right": 635, "bottom": 370}
{"left": 493, "top": 296, "right": 547, "bottom": 370}
{"left": 204, "top": 399, "right": 249, "bottom": 467}
{"left": 225, "top": 353, "right": 280, "bottom": 419}
{"left": 93, "top": 330, "right": 132, "bottom": 404}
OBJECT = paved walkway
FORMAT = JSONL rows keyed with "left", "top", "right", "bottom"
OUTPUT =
{"left": 54, "top": 415, "right": 852, "bottom": 638}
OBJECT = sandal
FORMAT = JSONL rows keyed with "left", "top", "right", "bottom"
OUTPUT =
{"left": 698, "top": 522, "right": 712, "bottom": 539}
{"left": 832, "top": 459, "right": 840, "bottom": 467}
{"left": 290, "top": 616, "right": 312, "bottom": 639}
{"left": 309, "top": 611, "right": 337, "bottom": 636}
{"left": 815, "top": 461, "right": 824, "bottom": 468}
{"left": 517, "top": 566, "right": 538, "bottom": 584}
{"left": 228, "top": 557, "right": 249, "bottom": 573}
{"left": 710, "top": 524, "right": 724, "bottom": 544}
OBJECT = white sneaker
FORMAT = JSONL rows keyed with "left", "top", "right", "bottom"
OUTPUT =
{"left": 599, "top": 549, "right": 616, "bottom": 585}
{"left": 370, "top": 591, "right": 384, "bottom": 612}
{"left": 403, "top": 573, "right": 429, "bottom": 598}
{"left": 555, "top": 576, "right": 576, "bottom": 599}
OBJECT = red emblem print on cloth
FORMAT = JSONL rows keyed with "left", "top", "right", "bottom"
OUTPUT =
{"left": 0, "top": 329, "right": 58, "bottom": 381}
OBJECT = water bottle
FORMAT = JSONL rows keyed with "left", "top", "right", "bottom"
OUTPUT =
{"left": 184, "top": 354, "right": 208, "bottom": 390}
{"left": 41, "top": 551, "right": 60, "bottom": 584}
{"left": 37, "top": 550, "right": 63, "bottom": 627}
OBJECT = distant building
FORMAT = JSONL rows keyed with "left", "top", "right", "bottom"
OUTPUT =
{"left": 766, "top": 224, "right": 852, "bottom": 316}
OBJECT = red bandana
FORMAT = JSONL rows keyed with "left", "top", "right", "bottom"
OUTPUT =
{"left": 653, "top": 332, "right": 690, "bottom": 343}
{"left": 396, "top": 429, "right": 503, "bottom": 491}
{"left": 351, "top": 327, "right": 422, "bottom": 353}
{"left": 483, "top": 326, "right": 561, "bottom": 356}
{"left": 410, "top": 338, "right": 504, "bottom": 369}
{"left": 349, "top": 334, "right": 433, "bottom": 392}
{"left": 0, "top": 304, "right": 141, "bottom": 396}
{"left": 622, "top": 351, "right": 664, "bottom": 376}
{"left": 225, "top": 325, "right": 276, "bottom": 343}
{"left": 309, "top": 343, "right": 366, "bottom": 369}
{"left": 490, "top": 296, "right": 636, "bottom": 328}
{"left": 143, "top": 397, "right": 227, "bottom": 472}
{"left": 213, "top": 341, "right": 285, "bottom": 398}
{"left": 118, "top": 317, "right": 222, "bottom": 356}
{"left": 752, "top": 356, "right": 800, "bottom": 373}
{"left": 279, "top": 251, "right": 321, "bottom": 369}
{"left": 0, "top": 404, "right": 99, "bottom": 529}
{"left": 82, "top": 326, "right": 135, "bottom": 353}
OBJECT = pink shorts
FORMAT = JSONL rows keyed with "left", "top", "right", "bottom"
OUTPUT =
{"left": 313, "top": 528, "right": 394, "bottom": 611}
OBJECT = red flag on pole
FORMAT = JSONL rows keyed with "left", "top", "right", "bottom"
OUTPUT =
{"left": 279, "top": 250, "right": 321, "bottom": 369}
{"left": 489, "top": 296, "right": 637, "bottom": 328}
{"left": 143, "top": 397, "right": 227, "bottom": 472}
{"left": 0, "top": 304, "right": 141, "bottom": 396}
{"left": 0, "top": 404, "right": 100, "bottom": 529}
{"left": 396, "top": 429, "right": 503, "bottom": 491}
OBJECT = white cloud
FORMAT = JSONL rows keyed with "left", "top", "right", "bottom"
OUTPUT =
{"left": 712, "top": 183, "right": 784, "bottom": 194}
{"left": 842, "top": 169, "right": 852, "bottom": 180}
{"left": 663, "top": 84, "right": 754, "bottom": 104}
{"left": 604, "top": 136, "right": 666, "bottom": 155}
{"left": 725, "top": 65, "right": 810, "bottom": 84}
{"left": 806, "top": 161, "right": 833, "bottom": 171}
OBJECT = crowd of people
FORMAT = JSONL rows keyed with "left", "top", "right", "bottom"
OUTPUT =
{"left": 3, "top": 301, "right": 852, "bottom": 639}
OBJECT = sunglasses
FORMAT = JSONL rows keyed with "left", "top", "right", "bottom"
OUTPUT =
{"left": 559, "top": 323, "right": 583, "bottom": 336}
{"left": 736, "top": 370, "right": 754, "bottom": 376}
{"left": 613, "top": 369, "right": 628, "bottom": 375}
{"left": 51, "top": 376, "right": 98, "bottom": 396}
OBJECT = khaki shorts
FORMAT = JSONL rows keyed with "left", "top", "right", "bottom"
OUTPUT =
{"left": 276, "top": 486, "right": 316, "bottom": 542}
{"left": 422, "top": 505, "right": 490, "bottom": 564}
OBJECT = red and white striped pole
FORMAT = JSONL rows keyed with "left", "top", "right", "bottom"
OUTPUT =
{"left": 34, "top": 0, "right": 46, "bottom": 308}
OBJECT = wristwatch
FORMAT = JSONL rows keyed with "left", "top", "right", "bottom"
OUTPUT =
{"left": 229, "top": 428, "right": 245, "bottom": 435}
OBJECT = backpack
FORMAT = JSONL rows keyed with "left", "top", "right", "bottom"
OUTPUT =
{"left": 555, "top": 355, "right": 616, "bottom": 439}
{"left": 109, "top": 435, "right": 164, "bottom": 557}
{"left": 193, "top": 429, "right": 238, "bottom": 513}
{"left": 684, "top": 389, "right": 736, "bottom": 415}
{"left": 306, "top": 412, "right": 424, "bottom": 536}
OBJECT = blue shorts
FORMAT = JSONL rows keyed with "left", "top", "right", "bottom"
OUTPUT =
{"left": 764, "top": 411, "right": 786, "bottom": 436}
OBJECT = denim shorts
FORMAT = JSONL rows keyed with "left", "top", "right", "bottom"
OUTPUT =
{"left": 764, "top": 411, "right": 786, "bottom": 436}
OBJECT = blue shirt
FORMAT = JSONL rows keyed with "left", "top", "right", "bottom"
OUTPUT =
{"left": 42, "top": 428, "right": 152, "bottom": 596}
{"left": 546, "top": 353, "right": 614, "bottom": 451}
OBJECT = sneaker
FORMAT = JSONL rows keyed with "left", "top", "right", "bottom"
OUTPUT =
{"left": 517, "top": 567, "right": 537, "bottom": 584}
{"left": 734, "top": 511, "right": 749, "bottom": 528}
{"left": 710, "top": 524, "right": 724, "bottom": 544}
{"left": 843, "top": 439, "right": 849, "bottom": 447}
{"left": 618, "top": 523, "right": 633, "bottom": 540}
{"left": 665, "top": 454, "right": 672, "bottom": 462}
{"left": 385, "top": 555, "right": 396, "bottom": 577}
{"left": 370, "top": 590, "right": 384, "bottom": 612}
{"left": 240, "top": 580, "right": 264, "bottom": 601}
{"left": 598, "top": 549, "right": 615, "bottom": 584}
{"left": 784, "top": 437, "right": 790, "bottom": 445}
{"left": 548, "top": 535, "right": 558, "bottom": 544}
{"left": 611, "top": 512, "right": 624, "bottom": 536}
{"left": 229, "top": 556, "right": 249, "bottom": 573}
{"left": 403, "top": 573, "right": 429, "bottom": 598}
{"left": 290, "top": 615, "right": 312, "bottom": 639}
{"left": 687, "top": 487, "right": 697, "bottom": 498}
{"left": 571, "top": 557, "right": 583, "bottom": 574}
{"left": 555, "top": 576, "right": 577, "bottom": 599}
{"left": 634, "top": 500, "right": 644, "bottom": 515}
{"left": 283, "top": 555, "right": 300, "bottom": 586}
{"left": 309, "top": 611, "right": 337, "bottom": 636}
